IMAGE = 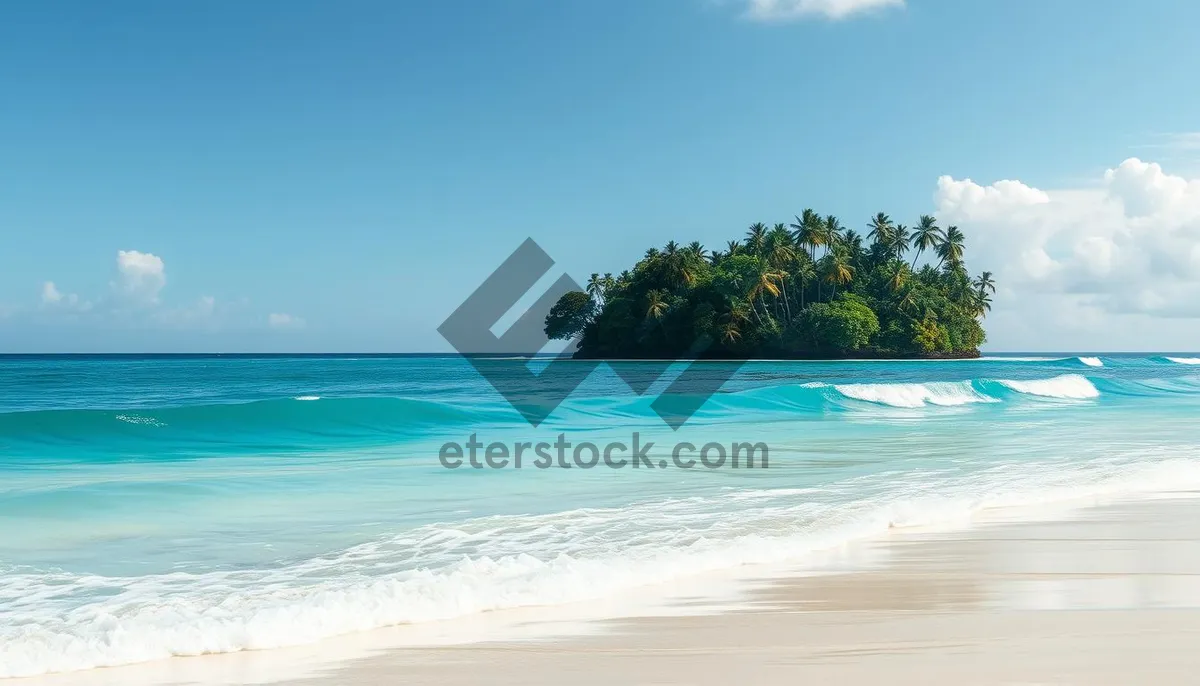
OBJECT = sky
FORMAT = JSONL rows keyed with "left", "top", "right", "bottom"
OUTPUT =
{"left": 2, "top": 0, "right": 1200, "bottom": 352}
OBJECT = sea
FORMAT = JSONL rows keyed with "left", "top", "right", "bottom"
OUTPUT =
{"left": 3, "top": 353, "right": 1200, "bottom": 678}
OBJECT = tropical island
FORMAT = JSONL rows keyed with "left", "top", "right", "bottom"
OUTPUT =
{"left": 545, "top": 212, "right": 994, "bottom": 359}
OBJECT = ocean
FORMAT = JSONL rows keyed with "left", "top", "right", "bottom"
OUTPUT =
{"left": 3, "top": 353, "right": 1200, "bottom": 678}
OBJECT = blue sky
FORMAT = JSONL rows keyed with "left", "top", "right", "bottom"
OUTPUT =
{"left": 2, "top": 0, "right": 1200, "bottom": 352}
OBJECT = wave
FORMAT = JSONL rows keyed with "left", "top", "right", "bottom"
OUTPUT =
{"left": 0, "top": 374, "right": 1131, "bottom": 446}
{"left": 5, "top": 453, "right": 1200, "bottom": 677}
{"left": 3, "top": 366, "right": 1192, "bottom": 451}
{"left": 0, "top": 396, "right": 517, "bottom": 451}
{"left": 799, "top": 374, "right": 1101, "bottom": 408}
{"left": 1166, "top": 357, "right": 1200, "bottom": 365}
{"left": 996, "top": 374, "right": 1101, "bottom": 399}
{"left": 825, "top": 381, "right": 996, "bottom": 408}
{"left": 977, "top": 356, "right": 1068, "bottom": 362}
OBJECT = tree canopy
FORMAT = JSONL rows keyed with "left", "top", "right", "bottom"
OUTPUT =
{"left": 546, "top": 212, "right": 991, "bottom": 359}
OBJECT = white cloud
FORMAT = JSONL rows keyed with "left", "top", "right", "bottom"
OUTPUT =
{"left": 153, "top": 295, "right": 220, "bottom": 329}
{"left": 40, "top": 281, "right": 89, "bottom": 310}
{"left": 1103, "top": 158, "right": 1198, "bottom": 217}
{"left": 745, "top": 0, "right": 903, "bottom": 21}
{"left": 41, "top": 281, "right": 64, "bottom": 304}
{"left": 21, "top": 250, "right": 299, "bottom": 343}
{"left": 935, "top": 158, "right": 1200, "bottom": 349}
{"left": 1138, "top": 132, "right": 1200, "bottom": 153}
{"left": 268, "top": 312, "right": 305, "bottom": 330}
{"left": 197, "top": 295, "right": 216, "bottom": 316}
{"left": 114, "top": 250, "right": 166, "bottom": 304}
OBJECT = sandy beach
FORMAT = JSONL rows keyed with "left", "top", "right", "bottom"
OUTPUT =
{"left": 266, "top": 494, "right": 1200, "bottom": 686}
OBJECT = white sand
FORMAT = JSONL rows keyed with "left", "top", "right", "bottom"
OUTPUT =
{"left": 14, "top": 495, "right": 1200, "bottom": 685}
{"left": 278, "top": 495, "right": 1200, "bottom": 685}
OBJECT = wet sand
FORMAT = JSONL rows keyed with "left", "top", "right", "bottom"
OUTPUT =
{"left": 279, "top": 495, "right": 1200, "bottom": 686}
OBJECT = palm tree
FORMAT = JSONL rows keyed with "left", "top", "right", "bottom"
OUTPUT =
{"left": 655, "top": 239, "right": 701, "bottom": 288}
{"left": 687, "top": 241, "right": 708, "bottom": 261}
{"left": 791, "top": 210, "right": 827, "bottom": 301}
{"left": 586, "top": 273, "right": 605, "bottom": 303}
{"left": 910, "top": 214, "right": 944, "bottom": 269}
{"left": 679, "top": 253, "right": 702, "bottom": 288}
{"left": 890, "top": 224, "right": 912, "bottom": 261}
{"left": 841, "top": 229, "right": 865, "bottom": 260}
{"left": 725, "top": 240, "right": 742, "bottom": 257}
{"left": 936, "top": 225, "right": 966, "bottom": 271}
{"left": 972, "top": 290, "right": 993, "bottom": 317}
{"left": 823, "top": 216, "right": 845, "bottom": 262}
{"left": 727, "top": 301, "right": 751, "bottom": 325}
{"left": 888, "top": 261, "right": 907, "bottom": 293}
{"left": 867, "top": 212, "right": 894, "bottom": 251}
{"left": 745, "top": 223, "right": 768, "bottom": 256}
{"left": 765, "top": 224, "right": 797, "bottom": 322}
{"left": 822, "top": 252, "right": 854, "bottom": 299}
{"left": 973, "top": 271, "right": 996, "bottom": 295}
{"left": 748, "top": 266, "right": 783, "bottom": 322}
{"left": 789, "top": 209, "right": 825, "bottom": 262}
{"left": 644, "top": 290, "right": 668, "bottom": 322}
{"left": 720, "top": 321, "right": 741, "bottom": 346}
{"left": 794, "top": 258, "right": 816, "bottom": 313}
{"left": 898, "top": 283, "right": 918, "bottom": 315}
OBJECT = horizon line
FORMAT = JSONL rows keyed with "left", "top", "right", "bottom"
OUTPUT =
{"left": 2, "top": 351, "right": 1199, "bottom": 357}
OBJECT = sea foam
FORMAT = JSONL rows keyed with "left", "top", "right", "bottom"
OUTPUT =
{"left": 5, "top": 454, "right": 1200, "bottom": 678}
{"left": 830, "top": 381, "right": 995, "bottom": 408}
{"left": 811, "top": 375, "right": 1102, "bottom": 408}
{"left": 997, "top": 374, "right": 1100, "bottom": 399}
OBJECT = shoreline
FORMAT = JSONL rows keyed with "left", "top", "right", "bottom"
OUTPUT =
{"left": 276, "top": 493, "right": 1200, "bottom": 686}
{"left": 10, "top": 492, "right": 1200, "bottom": 685}
{"left": 567, "top": 349, "right": 982, "bottom": 361}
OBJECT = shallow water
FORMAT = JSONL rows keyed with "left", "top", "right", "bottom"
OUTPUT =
{"left": 2, "top": 353, "right": 1200, "bottom": 677}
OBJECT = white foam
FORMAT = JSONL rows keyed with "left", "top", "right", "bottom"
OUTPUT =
{"left": 6, "top": 452, "right": 1200, "bottom": 678}
{"left": 998, "top": 374, "right": 1100, "bottom": 399}
{"left": 977, "top": 356, "right": 1065, "bottom": 362}
{"left": 1166, "top": 357, "right": 1200, "bottom": 365}
{"left": 831, "top": 381, "right": 996, "bottom": 408}
{"left": 1078, "top": 357, "right": 1104, "bottom": 367}
{"left": 293, "top": 396, "right": 321, "bottom": 401}
{"left": 114, "top": 414, "right": 166, "bottom": 427}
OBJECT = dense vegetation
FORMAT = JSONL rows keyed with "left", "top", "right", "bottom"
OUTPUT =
{"left": 545, "top": 211, "right": 994, "bottom": 359}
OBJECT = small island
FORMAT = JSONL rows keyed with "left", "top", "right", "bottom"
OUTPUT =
{"left": 545, "top": 211, "right": 993, "bottom": 359}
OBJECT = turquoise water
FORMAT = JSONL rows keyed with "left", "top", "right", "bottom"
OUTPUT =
{"left": 3, "top": 354, "right": 1200, "bottom": 676}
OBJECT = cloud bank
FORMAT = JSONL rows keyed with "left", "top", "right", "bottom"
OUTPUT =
{"left": 24, "top": 251, "right": 302, "bottom": 337}
{"left": 936, "top": 158, "right": 1200, "bottom": 349}
{"left": 745, "top": 0, "right": 904, "bottom": 21}
{"left": 41, "top": 281, "right": 87, "bottom": 309}
{"left": 268, "top": 312, "right": 305, "bottom": 330}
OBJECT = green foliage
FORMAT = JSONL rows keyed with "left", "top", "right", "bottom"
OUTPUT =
{"left": 800, "top": 295, "right": 880, "bottom": 353}
{"left": 549, "top": 211, "right": 992, "bottom": 358}
{"left": 544, "top": 290, "right": 596, "bottom": 340}
{"left": 911, "top": 316, "right": 951, "bottom": 354}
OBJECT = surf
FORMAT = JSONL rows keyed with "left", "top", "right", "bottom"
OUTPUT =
{"left": 5, "top": 451, "right": 1200, "bottom": 678}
